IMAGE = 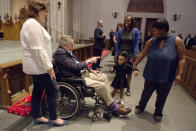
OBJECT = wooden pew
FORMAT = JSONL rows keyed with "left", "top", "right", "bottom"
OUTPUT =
{"left": 0, "top": 60, "right": 30, "bottom": 109}
{"left": 73, "top": 44, "right": 93, "bottom": 61}
{"left": 0, "top": 44, "right": 93, "bottom": 109}
{"left": 181, "top": 49, "right": 196, "bottom": 100}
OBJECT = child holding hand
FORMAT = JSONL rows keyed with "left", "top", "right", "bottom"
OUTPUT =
{"left": 111, "top": 51, "right": 132, "bottom": 105}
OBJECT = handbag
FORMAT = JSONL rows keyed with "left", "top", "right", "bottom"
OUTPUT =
{"left": 7, "top": 95, "right": 32, "bottom": 116}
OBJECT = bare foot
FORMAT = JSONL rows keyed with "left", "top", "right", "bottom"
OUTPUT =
{"left": 36, "top": 117, "right": 49, "bottom": 122}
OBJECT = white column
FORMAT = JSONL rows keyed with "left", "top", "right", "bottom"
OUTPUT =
{"left": 64, "top": 0, "right": 68, "bottom": 34}
{"left": 0, "top": 0, "right": 11, "bottom": 21}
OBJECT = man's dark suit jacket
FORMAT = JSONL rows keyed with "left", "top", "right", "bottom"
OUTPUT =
{"left": 189, "top": 37, "right": 196, "bottom": 46}
{"left": 184, "top": 37, "right": 188, "bottom": 44}
{"left": 94, "top": 26, "right": 105, "bottom": 49}
{"left": 53, "top": 46, "right": 88, "bottom": 77}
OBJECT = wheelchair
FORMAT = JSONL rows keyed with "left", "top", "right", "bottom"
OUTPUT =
{"left": 44, "top": 66, "right": 112, "bottom": 122}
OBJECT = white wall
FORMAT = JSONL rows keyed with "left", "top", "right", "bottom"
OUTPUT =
{"left": 1, "top": 0, "right": 195, "bottom": 41}
{"left": 165, "top": 0, "right": 196, "bottom": 38}
{"left": 48, "top": 0, "right": 67, "bottom": 43}
{"left": 0, "top": 0, "right": 11, "bottom": 21}
{"left": 67, "top": 0, "right": 130, "bottom": 39}
{"left": 69, "top": 0, "right": 196, "bottom": 40}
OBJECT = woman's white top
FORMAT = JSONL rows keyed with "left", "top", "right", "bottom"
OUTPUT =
{"left": 20, "top": 18, "right": 53, "bottom": 75}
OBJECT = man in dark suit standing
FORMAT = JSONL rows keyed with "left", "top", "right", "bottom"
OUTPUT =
{"left": 92, "top": 20, "right": 106, "bottom": 70}
{"left": 184, "top": 33, "right": 191, "bottom": 49}
{"left": 188, "top": 33, "right": 196, "bottom": 49}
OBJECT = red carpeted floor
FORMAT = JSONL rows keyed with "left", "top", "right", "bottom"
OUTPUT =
{"left": 88, "top": 49, "right": 110, "bottom": 68}
{"left": 101, "top": 49, "right": 110, "bottom": 58}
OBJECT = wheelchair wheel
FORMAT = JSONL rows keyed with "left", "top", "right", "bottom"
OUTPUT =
{"left": 45, "top": 82, "right": 81, "bottom": 119}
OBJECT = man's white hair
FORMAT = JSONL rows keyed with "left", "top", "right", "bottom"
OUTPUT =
{"left": 59, "top": 35, "right": 72, "bottom": 46}
{"left": 97, "top": 20, "right": 103, "bottom": 25}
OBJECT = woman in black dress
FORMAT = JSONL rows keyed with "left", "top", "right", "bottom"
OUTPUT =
{"left": 111, "top": 51, "right": 132, "bottom": 105}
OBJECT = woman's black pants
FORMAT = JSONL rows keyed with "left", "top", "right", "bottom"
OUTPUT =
{"left": 92, "top": 48, "right": 102, "bottom": 70}
{"left": 136, "top": 80, "right": 172, "bottom": 117}
{"left": 31, "top": 74, "right": 59, "bottom": 120}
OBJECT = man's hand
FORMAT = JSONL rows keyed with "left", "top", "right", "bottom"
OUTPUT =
{"left": 90, "top": 70, "right": 101, "bottom": 75}
{"left": 102, "top": 33, "right": 106, "bottom": 37}
{"left": 86, "top": 57, "right": 101, "bottom": 64}
{"left": 48, "top": 68, "right": 56, "bottom": 80}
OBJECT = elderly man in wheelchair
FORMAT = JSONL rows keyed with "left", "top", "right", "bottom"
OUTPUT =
{"left": 52, "top": 35, "right": 131, "bottom": 121}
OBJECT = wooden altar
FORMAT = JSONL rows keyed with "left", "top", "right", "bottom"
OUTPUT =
{"left": 0, "top": 44, "right": 93, "bottom": 109}
{"left": 2, "top": 22, "right": 23, "bottom": 40}
{"left": 1, "top": 6, "right": 27, "bottom": 41}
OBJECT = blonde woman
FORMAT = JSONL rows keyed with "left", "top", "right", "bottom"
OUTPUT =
{"left": 20, "top": 0, "right": 67, "bottom": 126}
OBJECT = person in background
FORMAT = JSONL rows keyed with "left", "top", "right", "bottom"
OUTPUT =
{"left": 184, "top": 33, "right": 191, "bottom": 49}
{"left": 138, "top": 31, "right": 143, "bottom": 52}
{"left": 143, "top": 31, "right": 153, "bottom": 48}
{"left": 113, "top": 22, "right": 123, "bottom": 62}
{"left": 20, "top": 0, "right": 67, "bottom": 126}
{"left": 53, "top": 35, "right": 132, "bottom": 116}
{"left": 177, "top": 33, "right": 183, "bottom": 39}
{"left": 188, "top": 33, "right": 196, "bottom": 48}
{"left": 111, "top": 51, "right": 131, "bottom": 105}
{"left": 133, "top": 18, "right": 185, "bottom": 122}
{"left": 92, "top": 20, "right": 105, "bottom": 70}
{"left": 115, "top": 15, "right": 140, "bottom": 96}
{"left": 145, "top": 30, "right": 153, "bottom": 42}
{"left": 109, "top": 29, "right": 115, "bottom": 53}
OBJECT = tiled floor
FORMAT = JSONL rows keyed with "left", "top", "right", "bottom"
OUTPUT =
{"left": 0, "top": 42, "right": 196, "bottom": 131}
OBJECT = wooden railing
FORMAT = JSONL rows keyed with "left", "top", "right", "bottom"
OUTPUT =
{"left": 0, "top": 44, "right": 93, "bottom": 109}
{"left": 0, "top": 60, "right": 30, "bottom": 109}
{"left": 181, "top": 56, "right": 196, "bottom": 99}
{"left": 48, "top": 26, "right": 87, "bottom": 44}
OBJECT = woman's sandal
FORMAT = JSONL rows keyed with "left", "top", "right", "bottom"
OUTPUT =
{"left": 33, "top": 119, "right": 50, "bottom": 125}
{"left": 49, "top": 120, "right": 68, "bottom": 126}
{"left": 135, "top": 108, "right": 143, "bottom": 114}
{"left": 153, "top": 115, "right": 162, "bottom": 122}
